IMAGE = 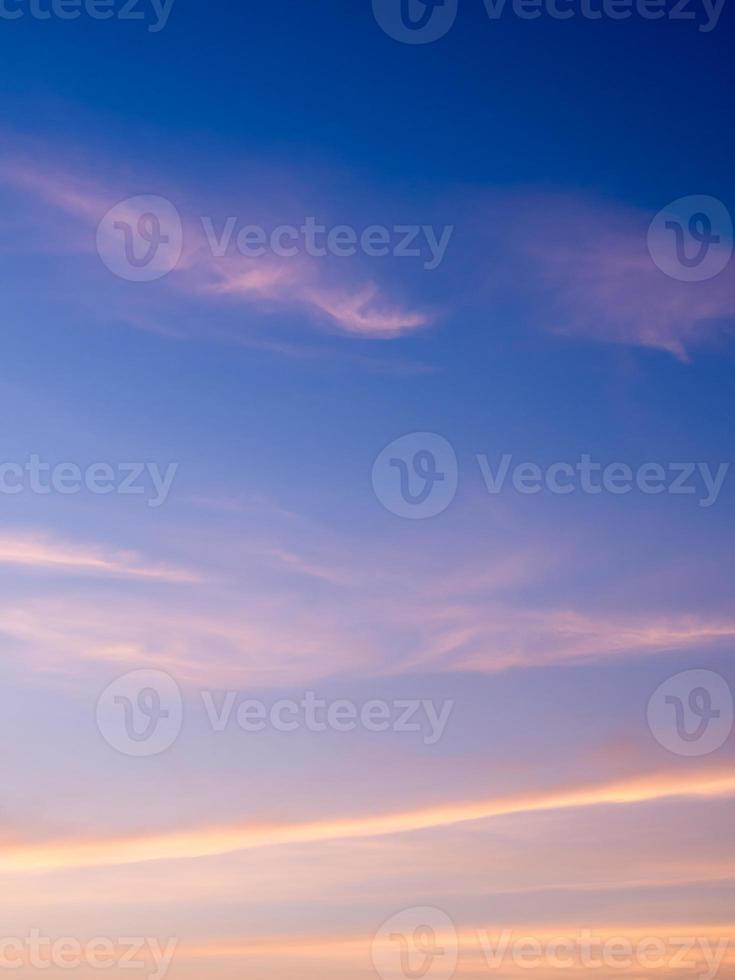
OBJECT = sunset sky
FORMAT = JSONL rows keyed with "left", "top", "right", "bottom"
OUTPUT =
{"left": 1, "top": 1, "right": 734, "bottom": 978}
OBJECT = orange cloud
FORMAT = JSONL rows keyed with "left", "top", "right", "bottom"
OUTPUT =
{"left": 2, "top": 768, "right": 733, "bottom": 875}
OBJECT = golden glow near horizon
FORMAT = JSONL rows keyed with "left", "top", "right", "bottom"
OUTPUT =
{"left": 3, "top": 767, "right": 734, "bottom": 875}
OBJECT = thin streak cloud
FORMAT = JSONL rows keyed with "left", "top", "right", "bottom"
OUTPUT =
{"left": 0, "top": 532, "right": 200, "bottom": 583}
{"left": 3, "top": 768, "right": 733, "bottom": 874}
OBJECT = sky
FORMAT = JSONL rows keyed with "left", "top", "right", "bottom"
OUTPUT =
{"left": 0, "top": 1, "right": 734, "bottom": 978}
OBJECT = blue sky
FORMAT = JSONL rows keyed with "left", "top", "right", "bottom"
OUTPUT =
{"left": 1, "top": 2, "right": 734, "bottom": 979}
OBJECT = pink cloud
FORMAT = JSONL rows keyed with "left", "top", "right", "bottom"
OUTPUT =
{"left": 205, "top": 258, "right": 430, "bottom": 336}
{"left": 303, "top": 283, "right": 429, "bottom": 337}
{"left": 513, "top": 194, "right": 735, "bottom": 359}
{"left": 0, "top": 531, "right": 200, "bottom": 583}
{"left": 0, "top": 154, "right": 432, "bottom": 341}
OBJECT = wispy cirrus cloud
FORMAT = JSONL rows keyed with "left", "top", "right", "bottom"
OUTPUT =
{"left": 2, "top": 519, "right": 734, "bottom": 686}
{"left": 5, "top": 143, "right": 733, "bottom": 359}
{"left": 527, "top": 222, "right": 734, "bottom": 360}
{"left": 481, "top": 192, "right": 735, "bottom": 359}
{"left": 412, "top": 604, "right": 735, "bottom": 675}
{"left": 301, "top": 283, "right": 429, "bottom": 337}
{"left": 0, "top": 151, "right": 432, "bottom": 340}
{"left": 2, "top": 766, "right": 733, "bottom": 874}
{"left": 0, "top": 532, "right": 200, "bottom": 583}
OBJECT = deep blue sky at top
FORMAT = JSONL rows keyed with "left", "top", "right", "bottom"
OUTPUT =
{"left": 1, "top": 0, "right": 733, "bottom": 550}
{"left": 1, "top": 0, "right": 733, "bottom": 203}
